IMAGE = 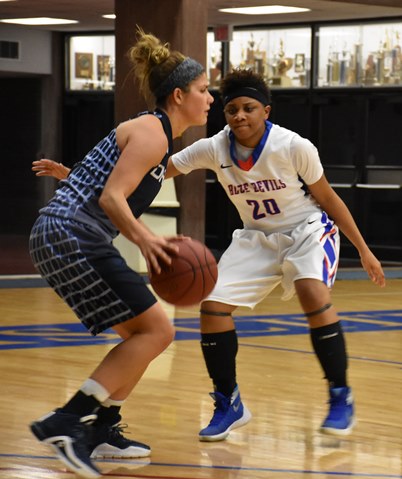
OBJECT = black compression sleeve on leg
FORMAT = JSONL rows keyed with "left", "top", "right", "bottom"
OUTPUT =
{"left": 310, "top": 321, "right": 348, "bottom": 388}
{"left": 200, "top": 329, "right": 238, "bottom": 397}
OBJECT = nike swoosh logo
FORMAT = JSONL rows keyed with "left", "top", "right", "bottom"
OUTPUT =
{"left": 233, "top": 402, "right": 241, "bottom": 412}
{"left": 220, "top": 164, "right": 233, "bottom": 169}
{"left": 319, "top": 332, "right": 339, "bottom": 340}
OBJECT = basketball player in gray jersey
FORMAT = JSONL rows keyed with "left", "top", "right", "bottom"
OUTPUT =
{"left": 29, "top": 27, "right": 213, "bottom": 478}
{"left": 168, "top": 69, "right": 385, "bottom": 441}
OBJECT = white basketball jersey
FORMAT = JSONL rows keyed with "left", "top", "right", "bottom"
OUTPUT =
{"left": 172, "top": 123, "right": 324, "bottom": 233}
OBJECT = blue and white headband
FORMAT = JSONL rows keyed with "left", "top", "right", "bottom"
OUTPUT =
{"left": 154, "top": 57, "right": 204, "bottom": 99}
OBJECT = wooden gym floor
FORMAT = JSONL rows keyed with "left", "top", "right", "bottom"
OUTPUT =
{"left": 0, "top": 275, "right": 401, "bottom": 479}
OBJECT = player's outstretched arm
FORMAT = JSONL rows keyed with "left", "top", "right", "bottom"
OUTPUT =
{"left": 32, "top": 159, "right": 70, "bottom": 180}
{"left": 308, "top": 174, "right": 386, "bottom": 288}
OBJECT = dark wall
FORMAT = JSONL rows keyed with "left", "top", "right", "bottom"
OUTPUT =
{"left": 62, "top": 92, "right": 115, "bottom": 168}
{"left": 0, "top": 77, "right": 43, "bottom": 234}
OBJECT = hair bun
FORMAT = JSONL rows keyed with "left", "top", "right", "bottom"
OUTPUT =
{"left": 127, "top": 25, "right": 188, "bottom": 105}
{"left": 150, "top": 45, "right": 170, "bottom": 65}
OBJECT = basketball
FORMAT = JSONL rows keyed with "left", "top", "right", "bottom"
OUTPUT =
{"left": 150, "top": 238, "right": 218, "bottom": 306}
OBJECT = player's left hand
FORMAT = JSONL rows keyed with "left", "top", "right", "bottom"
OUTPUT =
{"left": 32, "top": 159, "right": 70, "bottom": 180}
{"left": 360, "top": 250, "right": 386, "bottom": 287}
{"left": 147, "top": 235, "right": 191, "bottom": 276}
{"left": 137, "top": 234, "right": 178, "bottom": 277}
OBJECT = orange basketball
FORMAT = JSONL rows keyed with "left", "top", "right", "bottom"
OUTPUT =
{"left": 150, "top": 238, "right": 218, "bottom": 306}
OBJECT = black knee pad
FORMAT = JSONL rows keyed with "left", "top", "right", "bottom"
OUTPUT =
{"left": 305, "top": 303, "right": 332, "bottom": 318}
{"left": 200, "top": 309, "right": 232, "bottom": 317}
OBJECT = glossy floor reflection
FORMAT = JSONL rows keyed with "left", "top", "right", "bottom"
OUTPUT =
{"left": 0, "top": 278, "right": 401, "bottom": 478}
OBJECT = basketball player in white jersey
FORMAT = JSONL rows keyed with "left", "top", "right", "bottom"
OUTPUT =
{"left": 167, "top": 69, "right": 385, "bottom": 441}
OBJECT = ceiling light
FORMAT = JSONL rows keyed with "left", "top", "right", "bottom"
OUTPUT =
{"left": 0, "top": 17, "right": 78, "bottom": 25}
{"left": 219, "top": 5, "right": 310, "bottom": 15}
{"left": 102, "top": 14, "right": 116, "bottom": 20}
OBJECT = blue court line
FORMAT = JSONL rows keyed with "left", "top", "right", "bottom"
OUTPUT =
{"left": 238, "top": 343, "right": 402, "bottom": 367}
{"left": 1, "top": 310, "right": 401, "bottom": 351}
{"left": 0, "top": 454, "right": 400, "bottom": 478}
{"left": 1, "top": 268, "right": 402, "bottom": 289}
{"left": 174, "top": 310, "right": 402, "bottom": 340}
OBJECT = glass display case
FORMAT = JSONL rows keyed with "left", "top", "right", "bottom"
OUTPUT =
{"left": 316, "top": 21, "right": 402, "bottom": 87}
{"left": 66, "top": 34, "right": 115, "bottom": 91}
{"left": 66, "top": 21, "right": 402, "bottom": 91}
{"left": 207, "top": 27, "right": 312, "bottom": 89}
{"left": 229, "top": 27, "right": 311, "bottom": 88}
{"left": 207, "top": 31, "right": 223, "bottom": 87}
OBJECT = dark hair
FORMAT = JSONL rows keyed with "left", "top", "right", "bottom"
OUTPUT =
{"left": 220, "top": 68, "right": 271, "bottom": 106}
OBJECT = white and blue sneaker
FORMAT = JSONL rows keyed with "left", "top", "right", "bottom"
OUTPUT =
{"left": 199, "top": 386, "right": 252, "bottom": 442}
{"left": 90, "top": 420, "right": 151, "bottom": 459}
{"left": 320, "top": 386, "right": 356, "bottom": 436}
{"left": 30, "top": 409, "right": 100, "bottom": 478}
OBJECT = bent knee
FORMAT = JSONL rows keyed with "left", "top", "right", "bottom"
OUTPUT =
{"left": 159, "top": 321, "right": 175, "bottom": 348}
{"left": 143, "top": 317, "right": 175, "bottom": 354}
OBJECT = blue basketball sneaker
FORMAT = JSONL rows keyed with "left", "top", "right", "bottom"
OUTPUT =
{"left": 199, "top": 386, "right": 252, "bottom": 441}
{"left": 320, "top": 386, "right": 356, "bottom": 435}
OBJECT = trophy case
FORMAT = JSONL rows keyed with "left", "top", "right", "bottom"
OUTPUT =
{"left": 207, "top": 19, "right": 402, "bottom": 89}
{"left": 316, "top": 20, "right": 402, "bottom": 87}
{"left": 207, "top": 26, "right": 312, "bottom": 88}
{"left": 230, "top": 27, "right": 311, "bottom": 88}
{"left": 63, "top": 34, "right": 116, "bottom": 167}
{"left": 66, "top": 34, "right": 115, "bottom": 91}
{"left": 207, "top": 31, "right": 224, "bottom": 88}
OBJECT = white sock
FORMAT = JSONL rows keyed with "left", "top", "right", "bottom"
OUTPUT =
{"left": 102, "top": 397, "right": 125, "bottom": 408}
{"left": 81, "top": 378, "right": 110, "bottom": 403}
